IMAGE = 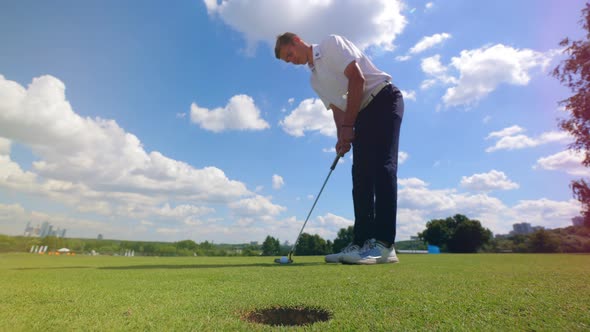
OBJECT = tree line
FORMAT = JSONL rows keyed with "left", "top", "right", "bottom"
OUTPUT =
{"left": 2, "top": 213, "right": 589, "bottom": 255}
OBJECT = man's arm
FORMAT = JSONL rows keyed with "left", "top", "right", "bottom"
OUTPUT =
{"left": 332, "top": 60, "right": 365, "bottom": 155}
{"left": 342, "top": 60, "right": 365, "bottom": 126}
{"left": 330, "top": 104, "right": 350, "bottom": 155}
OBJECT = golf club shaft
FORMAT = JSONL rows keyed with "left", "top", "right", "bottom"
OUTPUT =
{"left": 289, "top": 154, "right": 341, "bottom": 259}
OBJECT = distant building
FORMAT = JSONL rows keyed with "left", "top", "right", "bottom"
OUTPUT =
{"left": 511, "top": 222, "right": 533, "bottom": 235}
{"left": 97, "top": 234, "right": 104, "bottom": 240}
{"left": 23, "top": 221, "right": 67, "bottom": 238}
{"left": 39, "top": 222, "right": 51, "bottom": 238}
{"left": 23, "top": 222, "right": 34, "bottom": 237}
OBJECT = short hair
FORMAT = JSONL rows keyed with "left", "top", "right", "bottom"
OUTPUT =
{"left": 275, "top": 32, "right": 298, "bottom": 59}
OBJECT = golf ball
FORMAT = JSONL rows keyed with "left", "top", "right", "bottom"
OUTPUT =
{"left": 280, "top": 256, "right": 289, "bottom": 264}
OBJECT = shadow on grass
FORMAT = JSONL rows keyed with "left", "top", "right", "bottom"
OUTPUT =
{"left": 12, "top": 262, "right": 324, "bottom": 271}
{"left": 99, "top": 262, "right": 324, "bottom": 270}
{"left": 13, "top": 266, "right": 94, "bottom": 271}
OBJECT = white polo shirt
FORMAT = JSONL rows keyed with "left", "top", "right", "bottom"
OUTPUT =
{"left": 308, "top": 35, "right": 392, "bottom": 112}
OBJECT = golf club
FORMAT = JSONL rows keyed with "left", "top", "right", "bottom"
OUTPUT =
{"left": 275, "top": 153, "right": 342, "bottom": 264}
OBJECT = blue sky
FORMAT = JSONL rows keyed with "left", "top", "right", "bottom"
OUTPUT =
{"left": 0, "top": 0, "right": 587, "bottom": 244}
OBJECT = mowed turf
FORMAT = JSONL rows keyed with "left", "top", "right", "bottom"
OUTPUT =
{"left": 1, "top": 253, "right": 589, "bottom": 331}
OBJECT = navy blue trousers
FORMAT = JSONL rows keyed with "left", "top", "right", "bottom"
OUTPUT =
{"left": 352, "top": 84, "right": 404, "bottom": 246}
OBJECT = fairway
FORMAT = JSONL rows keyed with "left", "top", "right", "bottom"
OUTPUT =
{"left": 1, "top": 253, "right": 589, "bottom": 331}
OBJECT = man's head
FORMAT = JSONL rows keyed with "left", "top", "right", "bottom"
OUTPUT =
{"left": 275, "top": 32, "right": 309, "bottom": 65}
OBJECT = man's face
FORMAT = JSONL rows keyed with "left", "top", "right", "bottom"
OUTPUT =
{"left": 279, "top": 42, "right": 303, "bottom": 65}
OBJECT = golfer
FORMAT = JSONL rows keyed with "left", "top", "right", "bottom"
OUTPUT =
{"left": 275, "top": 33, "right": 403, "bottom": 264}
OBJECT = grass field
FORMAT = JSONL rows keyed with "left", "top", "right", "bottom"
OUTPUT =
{"left": 1, "top": 253, "right": 589, "bottom": 331}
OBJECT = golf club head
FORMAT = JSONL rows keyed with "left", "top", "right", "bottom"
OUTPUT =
{"left": 274, "top": 256, "right": 293, "bottom": 264}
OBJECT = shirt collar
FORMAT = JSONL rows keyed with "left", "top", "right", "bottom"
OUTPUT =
{"left": 308, "top": 44, "right": 321, "bottom": 71}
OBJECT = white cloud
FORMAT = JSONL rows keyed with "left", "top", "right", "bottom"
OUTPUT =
{"left": 460, "top": 170, "right": 519, "bottom": 192}
{"left": 420, "top": 54, "right": 457, "bottom": 89}
{"left": 398, "top": 151, "right": 409, "bottom": 164}
{"left": 486, "top": 126, "right": 571, "bottom": 152}
{"left": 272, "top": 174, "right": 284, "bottom": 190}
{"left": 0, "top": 154, "right": 38, "bottom": 191}
{"left": 442, "top": 44, "right": 553, "bottom": 107}
{"left": 409, "top": 33, "right": 451, "bottom": 55}
{"left": 156, "top": 227, "right": 181, "bottom": 235}
{"left": 401, "top": 90, "right": 416, "bottom": 101}
{"left": 395, "top": 55, "right": 411, "bottom": 62}
{"left": 425, "top": 2, "right": 434, "bottom": 10}
{"left": 0, "top": 203, "right": 27, "bottom": 235}
{"left": 396, "top": 177, "right": 580, "bottom": 237}
{"left": 229, "top": 195, "right": 286, "bottom": 218}
{"left": 306, "top": 213, "right": 353, "bottom": 241}
{"left": 279, "top": 98, "right": 335, "bottom": 137}
{"left": 203, "top": 0, "right": 407, "bottom": 54}
{"left": 0, "top": 74, "right": 259, "bottom": 237}
{"left": 156, "top": 203, "right": 214, "bottom": 219}
{"left": 512, "top": 198, "right": 581, "bottom": 230}
{"left": 486, "top": 125, "right": 525, "bottom": 139}
{"left": 399, "top": 177, "right": 428, "bottom": 188}
{"left": 190, "top": 94, "right": 269, "bottom": 132}
{"left": 0, "top": 137, "right": 10, "bottom": 155}
{"left": 535, "top": 149, "right": 590, "bottom": 176}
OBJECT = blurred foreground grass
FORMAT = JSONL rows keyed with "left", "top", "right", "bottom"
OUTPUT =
{"left": 0, "top": 253, "right": 589, "bottom": 331}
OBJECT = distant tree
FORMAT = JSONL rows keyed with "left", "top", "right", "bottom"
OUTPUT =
{"left": 332, "top": 226, "right": 354, "bottom": 252}
{"left": 418, "top": 217, "right": 455, "bottom": 250}
{"left": 528, "top": 229, "right": 560, "bottom": 253}
{"left": 157, "top": 244, "right": 177, "bottom": 256}
{"left": 552, "top": 3, "right": 590, "bottom": 226}
{"left": 419, "top": 214, "right": 492, "bottom": 253}
{"left": 295, "top": 233, "right": 330, "bottom": 255}
{"left": 0, "top": 235, "right": 17, "bottom": 252}
{"left": 447, "top": 218, "right": 493, "bottom": 253}
{"left": 261, "top": 236, "right": 280, "bottom": 256}
{"left": 176, "top": 240, "right": 198, "bottom": 251}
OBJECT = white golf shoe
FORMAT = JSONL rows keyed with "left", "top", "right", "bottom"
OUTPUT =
{"left": 324, "top": 243, "right": 360, "bottom": 263}
{"left": 342, "top": 239, "right": 399, "bottom": 265}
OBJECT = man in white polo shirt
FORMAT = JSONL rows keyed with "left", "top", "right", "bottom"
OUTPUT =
{"left": 275, "top": 33, "right": 404, "bottom": 265}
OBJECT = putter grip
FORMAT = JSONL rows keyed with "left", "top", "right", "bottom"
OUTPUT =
{"left": 330, "top": 154, "right": 341, "bottom": 170}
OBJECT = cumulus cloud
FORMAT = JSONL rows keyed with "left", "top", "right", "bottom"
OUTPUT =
{"left": 512, "top": 198, "right": 581, "bottom": 230}
{"left": 190, "top": 94, "right": 269, "bottom": 132}
{"left": 272, "top": 174, "right": 284, "bottom": 190}
{"left": 230, "top": 195, "right": 286, "bottom": 217}
{"left": 410, "top": 33, "right": 451, "bottom": 55}
{"left": 399, "top": 177, "right": 428, "bottom": 188}
{"left": 460, "top": 170, "right": 519, "bottom": 192}
{"left": 396, "top": 33, "right": 451, "bottom": 62}
{"left": 401, "top": 90, "right": 416, "bottom": 101}
{"left": 534, "top": 149, "right": 590, "bottom": 176}
{"left": 396, "top": 177, "right": 580, "bottom": 236}
{"left": 279, "top": 98, "right": 335, "bottom": 137}
{"left": 0, "top": 74, "right": 263, "bottom": 237}
{"left": 442, "top": 44, "right": 553, "bottom": 107}
{"left": 306, "top": 213, "right": 353, "bottom": 241}
{"left": 420, "top": 54, "right": 457, "bottom": 89}
{"left": 419, "top": 45, "right": 554, "bottom": 107}
{"left": 485, "top": 125, "right": 571, "bottom": 152}
{"left": 0, "top": 137, "right": 10, "bottom": 155}
{"left": 398, "top": 151, "right": 409, "bottom": 164}
{"left": 486, "top": 125, "right": 525, "bottom": 139}
{"left": 203, "top": 0, "right": 407, "bottom": 54}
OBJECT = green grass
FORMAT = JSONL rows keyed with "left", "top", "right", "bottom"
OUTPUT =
{"left": 1, "top": 253, "right": 589, "bottom": 331}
